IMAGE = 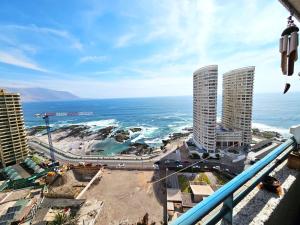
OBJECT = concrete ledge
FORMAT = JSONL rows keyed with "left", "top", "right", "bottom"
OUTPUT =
{"left": 265, "top": 173, "right": 300, "bottom": 225}
{"left": 232, "top": 161, "right": 299, "bottom": 225}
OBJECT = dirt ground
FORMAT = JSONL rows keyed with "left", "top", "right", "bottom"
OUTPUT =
{"left": 48, "top": 170, "right": 89, "bottom": 197}
{"left": 82, "top": 170, "right": 164, "bottom": 225}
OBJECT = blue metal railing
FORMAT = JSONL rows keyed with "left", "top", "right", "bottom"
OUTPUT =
{"left": 171, "top": 138, "right": 297, "bottom": 225}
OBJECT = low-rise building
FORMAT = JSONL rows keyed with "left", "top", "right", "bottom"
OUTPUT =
{"left": 216, "top": 126, "right": 243, "bottom": 149}
{"left": 190, "top": 183, "right": 214, "bottom": 202}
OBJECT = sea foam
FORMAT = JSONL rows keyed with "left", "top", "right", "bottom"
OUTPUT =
{"left": 252, "top": 122, "right": 290, "bottom": 137}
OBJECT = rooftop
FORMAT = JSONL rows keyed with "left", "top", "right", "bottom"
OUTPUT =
{"left": 167, "top": 188, "right": 182, "bottom": 202}
{"left": 193, "top": 65, "right": 218, "bottom": 75}
{"left": 223, "top": 66, "right": 255, "bottom": 76}
{"left": 190, "top": 184, "right": 214, "bottom": 196}
{"left": 181, "top": 193, "right": 196, "bottom": 208}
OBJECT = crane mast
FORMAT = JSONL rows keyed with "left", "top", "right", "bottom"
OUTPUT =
{"left": 34, "top": 112, "right": 93, "bottom": 162}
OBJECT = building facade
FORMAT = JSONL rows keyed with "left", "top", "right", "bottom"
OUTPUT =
{"left": 222, "top": 67, "right": 255, "bottom": 146}
{"left": 0, "top": 89, "right": 28, "bottom": 167}
{"left": 216, "top": 127, "right": 243, "bottom": 150}
{"left": 193, "top": 65, "right": 218, "bottom": 153}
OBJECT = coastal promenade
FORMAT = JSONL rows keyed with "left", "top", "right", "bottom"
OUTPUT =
{"left": 28, "top": 137, "right": 184, "bottom": 170}
{"left": 28, "top": 137, "right": 242, "bottom": 173}
{"left": 29, "top": 140, "right": 155, "bottom": 169}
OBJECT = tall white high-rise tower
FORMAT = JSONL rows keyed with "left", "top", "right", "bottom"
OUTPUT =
{"left": 193, "top": 65, "right": 218, "bottom": 153}
{"left": 222, "top": 67, "right": 255, "bottom": 146}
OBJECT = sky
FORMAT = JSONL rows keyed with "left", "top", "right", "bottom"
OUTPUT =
{"left": 0, "top": 0, "right": 299, "bottom": 98}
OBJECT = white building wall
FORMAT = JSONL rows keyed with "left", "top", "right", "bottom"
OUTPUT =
{"left": 216, "top": 130, "right": 243, "bottom": 149}
{"left": 193, "top": 65, "right": 218, "bottom": 153}
{"left": 222, "top": 67, "right": 255, "bottom": 146}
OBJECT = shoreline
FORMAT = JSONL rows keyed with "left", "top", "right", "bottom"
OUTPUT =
{"left": 27, "top": 124, "right": 192, "bottom": 157}
{"left": 27, "top": 124, "right": 285, "bottom": 158}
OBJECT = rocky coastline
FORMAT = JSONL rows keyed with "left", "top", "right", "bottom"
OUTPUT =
{"left": 27, "top": 124, "right": 193, "bottom": 156}
{"left": 252, "top": 128, "right": 283, "bottom": 139}
{"left": 27, "top": 124, "right": 285, "bottom": 156}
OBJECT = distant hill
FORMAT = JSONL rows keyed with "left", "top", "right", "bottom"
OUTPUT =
{"left": 3, "top": 87, "right": 80, "bottom": 102}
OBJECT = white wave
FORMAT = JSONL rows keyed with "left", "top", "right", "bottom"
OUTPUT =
{"left": 79, "top": 119, "right": 118, "bottom": 128}
{"left": 252, "top": 122, "right": 290, "bottom": 137}
{"left": 145, "top": 138, "right": 163, "bottom": 144}
{"left": 131, "top": 134, "right": 145, "bottom": 142}
{"left": 129, "top": 125, "right": 159, "bottom": 143}
{"left": 169, "top": 122, "right": 192, "bottom": 133}
{"left": 142, "top": 126, "right": 159, "bottom": 135}
{"left": 50, "top": 119, "right": 118, "bottom": 132}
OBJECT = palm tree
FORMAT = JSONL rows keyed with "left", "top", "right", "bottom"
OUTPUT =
{"left": 50, "top": 212, "right": 78, "bottom": 225}
{"left": 50, "top": 213, "right": 67, "bottom": 225}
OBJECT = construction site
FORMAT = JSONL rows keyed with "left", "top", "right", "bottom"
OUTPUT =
{"left": 0, "top": 158, "right": 105, "bottom": 224}
{"left": 0, "top": 147, "right": 167, "bottom": 225}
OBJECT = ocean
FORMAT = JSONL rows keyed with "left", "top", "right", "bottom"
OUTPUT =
{"left": 22, "top": 93, "right": 300, "bottom": 155}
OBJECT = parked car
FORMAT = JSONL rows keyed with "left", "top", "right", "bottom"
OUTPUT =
{"left": 164, "top": 159, "right": 175, "bottom": 164}
{"left": 213, "top": 166, "right": 221, "bottom": 170}
{"left": 153, "top": 164, "right": 159, "bottom": 170}
{"left": 176, "top": 164, "right": 183, "bottom": 168}
{"left": 116, "top": 163, "right": 125, "bottom": 168}
{"left": 192, "top": 165, "right": 200, "bottom": 169}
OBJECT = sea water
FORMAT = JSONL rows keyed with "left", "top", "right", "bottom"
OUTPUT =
{"left": 22, "top": 93, "right": 300, "bottom": 155}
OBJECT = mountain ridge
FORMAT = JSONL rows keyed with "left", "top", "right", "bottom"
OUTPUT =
{"left": 2, "top": 87, "right": 80, "bottom": 102}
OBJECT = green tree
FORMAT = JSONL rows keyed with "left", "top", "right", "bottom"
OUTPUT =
{"left": 50, "top": 213, "right": 78, "bottom": 225}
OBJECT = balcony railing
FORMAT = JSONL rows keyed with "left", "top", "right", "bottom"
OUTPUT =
{"left": 170, "top": 137, "right": 297, "bottom": 225}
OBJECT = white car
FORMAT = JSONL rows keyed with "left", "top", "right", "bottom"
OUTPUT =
{"left": 116, "top": 163, "right": 125, "bottom": 168}
{"left": 213, "top": 166, "right": 221, "bottom": 170}
{"left": 153, "top": 164, "right": 159, "bottom": 170}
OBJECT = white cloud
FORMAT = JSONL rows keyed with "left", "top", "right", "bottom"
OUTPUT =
{"left": 0, "top": 51, "right": 48, "bottom": 72}
{"left": 111, "top": 0, "right": 299, "bottom": 95}
{"left": 2, "top": 0, "right": 299, "bottom": 97}
{"left": 2, "top": 24, "right": 83, "bottom": 51}
{"left": 114, "top": 33, "right": 136, "bottom": 48}
{"left": 79, "top": 55, "right": 108, "bottom": 63}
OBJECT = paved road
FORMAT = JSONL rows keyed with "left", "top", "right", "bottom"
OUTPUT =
{"left": 29, "top": 140, "right": 244, "bottom": 174}
{"left": 29, "top": 141, "right": 155, "bottom": 170}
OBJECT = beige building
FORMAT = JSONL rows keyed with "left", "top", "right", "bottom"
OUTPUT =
{"left": 190, "top": 183, "right": 214, "bottom": 202}
{"left": 222, "top": 67, "right": 255, "bottom": 146}
{"left": 193, "top": 65, "right": 218, "bottom": 153}
{"left": 0, "top": 89, "right": 28, "bottom": 167}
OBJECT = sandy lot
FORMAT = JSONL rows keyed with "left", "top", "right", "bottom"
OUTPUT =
{"left": 48, "top": 170, "right": 89, "bottom": 198}
{"left": 82, "top": 170, "right": 164, "bottom": 225}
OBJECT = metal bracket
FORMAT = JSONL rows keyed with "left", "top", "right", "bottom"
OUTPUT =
{"left": 221, "top": 194, "right": 233, "bottom": 225}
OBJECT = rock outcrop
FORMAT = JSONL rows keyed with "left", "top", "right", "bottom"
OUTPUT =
{"left": 129, "top": 127, "right": 142, "bottom": 133}
{"left": 27, "top": 126, "right": 47, "bottom": 136}
{"left": 113, "top": 130, "right": 130, "bottom": 142}
{"left": 56, "top": 125, "right": 91, "bottom": 141}
{"left": 94, "top": 126, "right": 116, "bottom": 140}
{"left": 121, "top": 143, "right": 153, "bottom": 155}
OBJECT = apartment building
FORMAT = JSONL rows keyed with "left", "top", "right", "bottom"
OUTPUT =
{"left": 0, "top": 89, "right": 28, "bottom": 167}
{"left": 193, "top": 65, "right": 218, "bottom": 153}
{"left": 222, "top": 67, "right": 255, "bottom": 146}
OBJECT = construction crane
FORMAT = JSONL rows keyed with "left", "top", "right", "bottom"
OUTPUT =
{"left": 34, "top": 112, "right": 93, "bottom": 162}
